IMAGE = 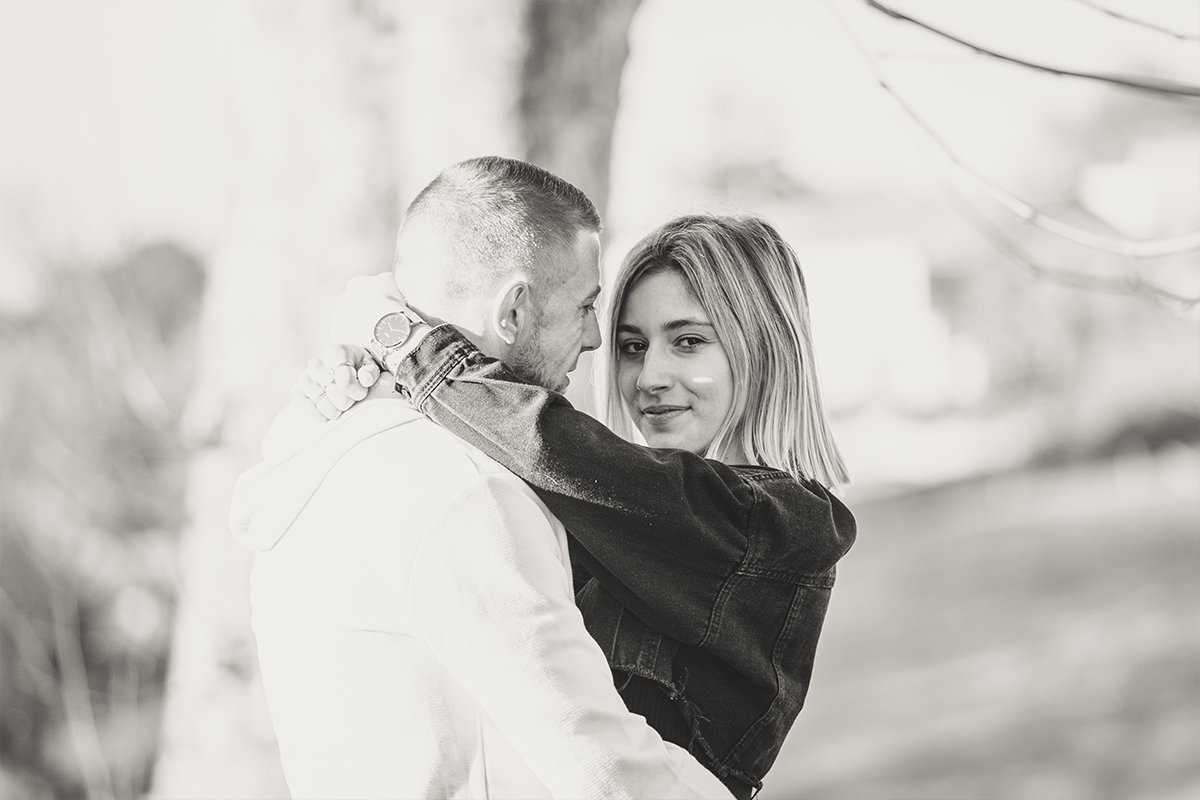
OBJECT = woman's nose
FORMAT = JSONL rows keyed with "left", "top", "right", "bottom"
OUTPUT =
{"left": 635, "top": 345, "right": 672, "bottom": 394}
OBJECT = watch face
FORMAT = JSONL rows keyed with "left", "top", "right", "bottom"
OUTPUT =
{"left": 373, "top": 312, "right": 411, "bottom": 347}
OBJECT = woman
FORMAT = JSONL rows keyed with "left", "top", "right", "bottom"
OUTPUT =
{"left": 301, "top": 214, "right": 854, "bottom": 798}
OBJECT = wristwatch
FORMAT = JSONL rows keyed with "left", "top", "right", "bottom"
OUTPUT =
{"left": 367, "top": 307, "right": 430, "bottom": 375}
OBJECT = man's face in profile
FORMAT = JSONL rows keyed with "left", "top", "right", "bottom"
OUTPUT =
{"left": 508, "top": 230, "right": 603, "bottom": 393}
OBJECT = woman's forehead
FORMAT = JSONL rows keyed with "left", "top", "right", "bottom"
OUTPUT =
{"left": 620, "top": 270, "right": 708, "bottom": 323}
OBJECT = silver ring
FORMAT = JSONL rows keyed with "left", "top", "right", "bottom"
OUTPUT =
{"left": 322, "top": 361, "right": 356, "bottom": 389}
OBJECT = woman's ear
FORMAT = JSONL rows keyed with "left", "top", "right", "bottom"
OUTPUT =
{"left": 491, "top": 277, "right": 531, "bottom": 346}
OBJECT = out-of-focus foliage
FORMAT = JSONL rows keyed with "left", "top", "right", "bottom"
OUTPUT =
{"left": 0, "top": 1, "right": 1196, "bottom": 799}
{"left": 0, "top": 245, "right": 204, "bottom": 799}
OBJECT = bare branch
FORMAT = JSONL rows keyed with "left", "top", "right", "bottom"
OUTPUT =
{"left": 0, "top": 583, "right": 58, "bottom": 699}
{"left": 50, "top": 589, "right": 115, "bottom": 800}
{"left": 1073, "top": 0, "right": 1200, "bottom": 42}
{"left": 945, "top": 187, "right": 1200, "bottom": 309}
{"left": 826, "top": 2, "right": 1200, "bottom": 259}
{"left": 865, "top": 0, "right": 1200, "bottom": 99}
{"left": 826, "top": 1, "right": 1200, "bottom": 309}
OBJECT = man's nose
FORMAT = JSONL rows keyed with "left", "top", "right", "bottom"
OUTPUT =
{"left": 635, "top": 344, "right": 672, "bottom": 394}
{"left": 581, "top": 310, "right": 602, "bottom": 353}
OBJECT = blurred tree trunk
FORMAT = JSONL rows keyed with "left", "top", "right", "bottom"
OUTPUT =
{"left": 520, "top": 0, "right": 641, "bottom": 223}
{"left": 521, "top": 0, "right": 642, "bottom": 412}
{"left": 152, "top": 2, "right": 640, "bottom": 798}
{"left": 150, "top": 4, "right": 406, "bottom": 797}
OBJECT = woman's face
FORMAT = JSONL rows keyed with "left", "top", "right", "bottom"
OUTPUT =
{"left": 616, "top": 270, "right": 735, "bottom": 455}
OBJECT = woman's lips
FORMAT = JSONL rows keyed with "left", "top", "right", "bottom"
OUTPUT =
{"left": 639, "top": 405, "right": 689, "bottom": 424}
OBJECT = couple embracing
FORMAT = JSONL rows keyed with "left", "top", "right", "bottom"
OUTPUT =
{"left": 231, "top": 156, "right": 855, "bottom": 799}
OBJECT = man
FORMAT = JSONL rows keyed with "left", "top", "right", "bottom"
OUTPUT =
{"left": 230, "top": 157, "right": 731, "bottom": 799}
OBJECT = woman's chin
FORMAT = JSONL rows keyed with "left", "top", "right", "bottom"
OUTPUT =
{"left": 640, "top": 430, "right": 706, "bottom": 454}
{"left": 640, "top": 430, "right": 675, "bottom": 450}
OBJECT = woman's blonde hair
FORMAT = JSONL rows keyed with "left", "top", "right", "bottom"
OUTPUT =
{"left": 603, "top": 214, "right": 849, "bottom": 487}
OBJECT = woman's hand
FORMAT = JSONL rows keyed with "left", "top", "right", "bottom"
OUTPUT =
{"left": 292, "top": 345, "right": 380, "bottom": 422}
{"left": 293, "top": 273, "right": 408, "bottom": 422}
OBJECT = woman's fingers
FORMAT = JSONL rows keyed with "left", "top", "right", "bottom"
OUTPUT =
{"left": 291, "top": 344, "right": 377, "bottom": 421}
{"left": 323, "top": 380, "right": 359, "bottom": 412}
{"left": 357, "top": 360, "right": 380, "bottom": 388}
{"left": 294, "top": 348, "right": 347, "bottom": 421}
{"left": 331, "top": 361, "right": 368, "bottom": 405}
{"left": 292, "top": 380, "right": 335, "bottom": 422}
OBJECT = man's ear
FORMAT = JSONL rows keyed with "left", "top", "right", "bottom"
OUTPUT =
{"left": 491, "top": 277, "right": 531, "bottom": 346}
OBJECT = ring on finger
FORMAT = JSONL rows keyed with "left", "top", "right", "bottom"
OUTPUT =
{"left": 323, "top": 361, "right": 356, "bottom": 388}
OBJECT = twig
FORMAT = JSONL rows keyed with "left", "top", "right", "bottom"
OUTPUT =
{"left": 1073, "top": 0, "right": 1200, "bottom": 42}
{"left": 0, "top": 583, "right": 59, "bottom": 699}
{"left": 865, "top": 0, "right": 1200, "bottom": 99}
{"left": 110, "top": 658, "right": 140, "bottom": 800}
{"left": 826, "top": 1, "right": 1199, "bottom": 308}
{"left": 945, "top": 187, "right": 1200, "bottom": 309}
{"left": 827, "top": 2, "right": 1200, "bottom": 258}
{"left": 50, "top": 588, "right": 115, "bottom": 800}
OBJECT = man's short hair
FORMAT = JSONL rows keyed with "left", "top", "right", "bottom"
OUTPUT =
{"left": 395, "top": 156, "right": 601, "bottom": 304}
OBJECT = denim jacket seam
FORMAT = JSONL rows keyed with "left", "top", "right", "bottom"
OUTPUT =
{"left": 409, "top": 339, "right": 475, "bottom": 412}
{"left": 697, "top": 476, "right": 757, "bottom": 649}
{"left": 610, "top": 661, "right": 674, "bottom": 691}
{"left": 734, "top": 469, "right": 792, "bottom": 484}
{"left": 638, "top": 629, "right": 661, "bottom": 672}
{"left": 723, "top": 581, "right": 808, "bottom": 766}
{"left": 735, "top": 565, "right": 836, "bottom": 589}
{"left": 607, "top": 604, "right": 625, "bottom": 657}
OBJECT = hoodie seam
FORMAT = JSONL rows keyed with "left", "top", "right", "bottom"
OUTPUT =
{"left": 250, "top": 416, "right": 423, "bottom": 551}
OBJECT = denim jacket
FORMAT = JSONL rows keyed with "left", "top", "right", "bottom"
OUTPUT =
{"left": 394, "top": 326, "right": 856, "bottom": 798}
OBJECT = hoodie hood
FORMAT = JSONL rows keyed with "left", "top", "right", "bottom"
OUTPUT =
{"left": 230, "top": 400, "right": 422, "bottom": 551}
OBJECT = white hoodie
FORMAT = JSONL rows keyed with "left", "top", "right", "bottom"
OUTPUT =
{"left": 230, "top": 398, "right": 732, "bottom": 800}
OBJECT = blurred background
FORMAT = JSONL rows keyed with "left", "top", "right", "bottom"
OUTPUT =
{"left": 1, "top": 1, "right": 1197, "bottom": 798}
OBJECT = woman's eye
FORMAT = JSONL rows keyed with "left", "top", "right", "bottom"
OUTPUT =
{"left": 676, "top": 335, "right": 706, "bottom": 349}
{"left": 618, "top": 340, "right": 646, "bottom": 356}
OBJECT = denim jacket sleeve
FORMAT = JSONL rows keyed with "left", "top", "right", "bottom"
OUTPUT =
{"left": 393, "top": 325, "right": 853, "bottom": 647}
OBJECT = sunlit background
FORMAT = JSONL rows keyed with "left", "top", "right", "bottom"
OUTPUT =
{"left": 1, "top": 1, "right": 1197, "bottom": 798}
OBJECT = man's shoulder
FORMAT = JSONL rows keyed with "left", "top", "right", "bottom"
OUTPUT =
{"left": 326, "top": 404, "right": 565, "bottom": 561}
{"left": 309, "top": 401, "right": 543, "bottom": 528}
{"left": 346, "top": 400, "right": 515, "bottom": 482}
{"left": 238, "top": 398, "right": 539, "bottom": 551}
{"left": 353, "top": 408, "right": 562, "bottom": 536}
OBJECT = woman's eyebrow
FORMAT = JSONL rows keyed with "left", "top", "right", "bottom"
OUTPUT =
{"left": 617, "top": 318, "right": 714, "bottom": 335}
{"left": 663, "top": 318, "right": 714, "bottom": 331}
